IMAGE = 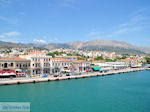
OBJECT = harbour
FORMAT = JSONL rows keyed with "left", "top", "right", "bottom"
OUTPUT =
{"left": 0, "top": 70, "right": 150, "bottom": 112}
{"left": 0, "top": 67, "right": 149, "bottom": 85}
{"left": 1, "top": 1, "right": 150, "bottom": 112}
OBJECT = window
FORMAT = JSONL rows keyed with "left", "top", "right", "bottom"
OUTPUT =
{"left": 33, "top": 64, "right": 34, "bottom": 67}
{"left": 10, "top": 63, "right": 13, "bottom": 67}
{"left": 4, "top": 63, "right": 7, "bottom": 68}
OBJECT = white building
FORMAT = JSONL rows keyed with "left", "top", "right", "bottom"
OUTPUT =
{"left": 19, "top": 51, "right": 52, "bottom": 76}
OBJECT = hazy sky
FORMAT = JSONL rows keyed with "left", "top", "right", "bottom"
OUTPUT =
{"left": 0, "top": 0, "right": 150, "bottom": 46}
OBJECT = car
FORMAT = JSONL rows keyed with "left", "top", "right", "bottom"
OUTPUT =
{"left": 53, "top": 73, "right": 59, "bottom": 77}
{"left": 66, "top": 73, "right": 72, "bottom": 76}
{"left": 42, "top": 75, "right": 48, "bottom": 78}
{"left": 73, "top": 73, "right": 79, "bottom": 76}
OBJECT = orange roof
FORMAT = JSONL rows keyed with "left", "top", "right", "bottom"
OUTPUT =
{"left": 28, "top": 51, "right": 45, "bottom": 55}
{"left": 120, "top": 58, "right": 144, "bottom": 61}
{"left": 52, "top": 58, "right": 70, "bottom": 62}
{"left": 13, "top": 57, "right": 25, "bottom": 60}
{"left": 73, "top": 60, "right": 89, "bottom": 63}
{"left": 0, "top": 57, "right": 26, "bottom": 61}
{"left": 0, "top": 57, "right": 10, "bottom": 60}
{"left": 92, "top": 60, "right": 105, "bottom": 63}
{"left": 77, "top": 60, "right": 86, "bottom": 62}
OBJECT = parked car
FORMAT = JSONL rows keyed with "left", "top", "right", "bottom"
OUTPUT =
{"left": 66, "top": 73, "right": 71, "bottom": 76}
{"left": 53, "top": 73, "right": 59, "bottom": 77}
{"left": 73, "top": 73, "right": 79, "bottom": 76}
{"left": 42, "top": 75, "right": 48, "bottom": 78}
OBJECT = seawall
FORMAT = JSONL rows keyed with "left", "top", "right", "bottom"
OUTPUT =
{"left": 0, "top": 68, "right": 150, "bottom": 86}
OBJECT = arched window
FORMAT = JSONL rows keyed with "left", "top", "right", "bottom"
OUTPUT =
{"left": 11, "top": 63, "right": 13, "bottom": 67}
{"left": 4, "top": 63, "right": 8, "bottom": 68}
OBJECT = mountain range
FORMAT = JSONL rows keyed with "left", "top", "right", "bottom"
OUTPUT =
{"left": 0, "top": 39, "right": 150, "bottom": 54}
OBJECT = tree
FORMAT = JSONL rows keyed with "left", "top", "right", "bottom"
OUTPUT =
{"left": 145, "top": 57, "right": 150, "bottom": 64}
{"left": 95, "top": 56, "right": 104, "bottom": 60}
{"left": 105, "top": 58, "right": 114, "bottom": 62}
{"left": 47, "top": 52, "right": 55, "bottom": 58}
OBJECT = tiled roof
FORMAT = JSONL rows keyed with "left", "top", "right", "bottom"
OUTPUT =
{"left": 120, "top": 58, "right": 145, "bottom": 61}
{"left": 52, "top": 58, "right": 70, "bottom": 62}
{"left": 73, "top": 60, "right": 89, "bottom": 63}
{"left": 28, "top": 51, "right": 45, "bottom": 55}
{"left": 0, "top": 57, "right": 10, "bottom": 60}
{"left": 13, "top": 57, "right": 25, "bottom": 60}
{"left": 0, "top": 57, "right": 27, "bottom": 61}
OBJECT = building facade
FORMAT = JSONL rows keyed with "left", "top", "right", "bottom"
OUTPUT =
{"left": 0, "top": 57, "right": 30, "bottom": 75}
{"left": 19, "top": 51, "right": 52, "bottom": 76}
{"left": 52, "top": 58, "right": 72, "bottom": 73}
{"left": 72, "top": 60, "right": 91, "bottom": 73}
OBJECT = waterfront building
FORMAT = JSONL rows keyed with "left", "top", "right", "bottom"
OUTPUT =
{"left": 91, "top": 62, "right": 112, "bottom": 71}
{"left": 0, "top": 57, "right": 30, "bottom": 76}
{"left": 30, "top": 56, "right": 52, "bottom": 76}
{"left": 105, "top": 62, "right": 127, "bottom": 69}
{"left": 91, "top": 62, "right": 127, "bottom": 71}
{"left": 19, "top": 51, "right": 52, "bottom": 76}
{"left": 52, "top": 58, "right": 72, "bottom": 73}
{"left": 72, "top": 60, "right": 91, "bottom": 73}
{"left": 119, "top": 58, "right": 146, "bottom": 68}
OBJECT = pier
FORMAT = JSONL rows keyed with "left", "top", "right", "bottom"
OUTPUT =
{"left": 0, "top": 68, "right": 150, "bottom": 86}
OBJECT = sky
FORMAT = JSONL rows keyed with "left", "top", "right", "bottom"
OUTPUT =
{"left": 0, "top": 0, "right": 150, "bottom": 46}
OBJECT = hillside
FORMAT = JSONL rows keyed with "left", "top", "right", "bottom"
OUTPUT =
{"left": 45, "top": 39, "right": 147, "bottom": 54}
{"left": 0, "top": 39, "right": 150, "bottom": 54}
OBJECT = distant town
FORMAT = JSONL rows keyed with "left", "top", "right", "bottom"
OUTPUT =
{"left": 0, "top": 47, "right": 150, "bottom": 78}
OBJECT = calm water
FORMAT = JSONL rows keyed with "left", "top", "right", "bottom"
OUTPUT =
{"left": 0, "top": 70, "right": 150, "bottom": 112}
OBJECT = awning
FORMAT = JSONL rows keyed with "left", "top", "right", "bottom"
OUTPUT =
{"left": 3, "top": 73, "right": 10, "bottom": 76}
{"left": 10, "top": 72, "right": 16, "bottom": 75}
{"left": 92, "top": 67, "right": 101, "bottom": 71}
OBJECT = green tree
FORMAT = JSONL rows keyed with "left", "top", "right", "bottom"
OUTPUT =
{"left": 95, "top": 56, "right": 104, "bottom": 60}
{"left": 145, "top": 57, "right": 150, "bottom": 64}
{"left": 105, "top": 58, "right": 114, "bottom": 62}
{"left": 47, "top": 52, "right": 55, "bottom": 58}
